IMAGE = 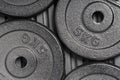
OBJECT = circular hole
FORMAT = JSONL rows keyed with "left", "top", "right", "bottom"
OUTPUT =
{"left": 92, "top": 11, "right": 104, "bottom": 23}
{"left": 15, "top": 56, "right": 27, "bottom": 68}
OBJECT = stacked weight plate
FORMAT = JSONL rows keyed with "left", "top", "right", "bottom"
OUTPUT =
{"left": 55, "top": 0, "right": 120, "bottom": 79}
{"left": 0, "top": 0, "right": 64, "bottom": 80}
{"left": 0, "top": 0, "right": 120, "bottom": 80}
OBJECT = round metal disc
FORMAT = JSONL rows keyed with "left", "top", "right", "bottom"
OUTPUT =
{"left": 56, "top": 0, "right": 120, "bottom": 60}
{"left": 0, "top": 0, "right": 53, "bottom": 17}
{"left": 0, "top": 20, "right": 63, "bottom": 80}
{"left": 65, "top": 63, "right": 120, "bottom": 80}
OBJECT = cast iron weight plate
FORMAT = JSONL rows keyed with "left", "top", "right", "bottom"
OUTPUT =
{"left": 0, "top": 20, "right": 63, "bottom": 80}
{"left": 65, "top": 63, "right": 120, "bottom": 80}
{"left": 56, "top": 0, "right": 120, "bottom": 60}
{"left": 0, "top": 0, "right": 53, "bottom": 17}
{"left": 107, "top": 0, "right": 120, "bottom": 8}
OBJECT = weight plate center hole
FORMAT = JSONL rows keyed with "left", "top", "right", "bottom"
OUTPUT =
{"left": 15, "top": 56, "right": 27, "bottom": 68}
{"left": 92, "top": 11, "right": 104, "bottom": 24}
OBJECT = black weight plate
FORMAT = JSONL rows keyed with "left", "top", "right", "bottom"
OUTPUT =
{"left": 65, "top": 63, "right": 120, "bottom": 80}
{"left": 0, "top": 20, "right": 63, "bottom": 80}
{"left": 0, "top": 0, "right": 53, "bottom": 17}
{"left": 56, "top": 0, "right": 120, "bottom": 60}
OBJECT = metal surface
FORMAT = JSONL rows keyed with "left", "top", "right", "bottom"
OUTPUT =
{"left": 55, "top": 0, "right": 120, "bottom": 60}
{"left": 0, "top": 0, "right": 120, "bottom": 80}
{"left": 0, "top": 0, "right": 53, "bottom": 17}
{"left": 0, "top": 20, "right": 63, "bottom": 80}
{"left": 65, "top": 63, "right": 120, "bottom": 80}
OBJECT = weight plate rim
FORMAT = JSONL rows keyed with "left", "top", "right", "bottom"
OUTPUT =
{"left": 55, "top": 0, "right": 120, "bottom": 60}
{"left": 0, "top": 0, "right": 54, "bottom": 17}
{"left": 64, "top": 63, "right": 120, "bottom": 80}
{"left": 0, "top": 20, "right": 64, "bottom": 80}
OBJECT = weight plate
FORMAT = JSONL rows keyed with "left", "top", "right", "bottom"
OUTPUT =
{"left": 0, "top": 0, "right": 53, "bottom": 17}
{"left": 65, "top": 63, "right": 120, "bottom": 80}
{"left": 56, "top": 0, "right": 120, "bottom": 60}
{"left": 0, "top": 20, "right": 63, "bottom": 80}
{"left": 107, "top": 0, "right": 120, "bottom": 8}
